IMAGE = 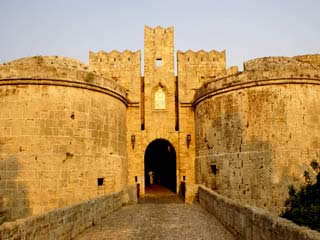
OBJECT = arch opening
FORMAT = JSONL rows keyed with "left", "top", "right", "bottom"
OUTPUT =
{"left": 144, "top": 139, "right": 176, "bottom": 193}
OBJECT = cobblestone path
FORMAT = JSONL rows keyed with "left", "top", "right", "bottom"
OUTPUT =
{"left": 74, "top": 186, "right": 235, "bottom": 240}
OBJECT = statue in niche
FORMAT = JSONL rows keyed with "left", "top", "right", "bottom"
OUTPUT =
{"left": 154, "top": 87, "right": 166, "bottom": 109}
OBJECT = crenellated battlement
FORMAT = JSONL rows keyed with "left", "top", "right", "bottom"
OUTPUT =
{"left": 144, "top": 25, "right": 174, "bottom": 37}
{"left": 144, "top": 25, "right": 174, "bottom": 77}
{"left": 2, "top": 26, "right": 320, "bottom": 228}
{"left": 89, "top": 50, "right": 141, "bottom": 66}
{"left": 177, "top": 49, "right": 226, "bottom": 66}
{"left": 177, "top": 49, "right": 233, "bottom": 103}
{"left": 89, "top": 50, "right": 141, "bottom": 102}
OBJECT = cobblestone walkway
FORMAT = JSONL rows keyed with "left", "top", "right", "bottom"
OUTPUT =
{"left": 74, "top": 186, "right": 235, "bottom": 240}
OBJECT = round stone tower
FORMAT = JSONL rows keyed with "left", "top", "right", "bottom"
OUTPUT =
{"left": 193, "top": 55, "right": 320, "bottom": 213}
{"left": 0, "top": 56, "right": 128, "bottom": 221}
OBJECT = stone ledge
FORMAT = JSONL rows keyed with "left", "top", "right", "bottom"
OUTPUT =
{"left": 0, "top": 78, "right": 128, "bottom": 106}
{"left": 0, "top": 184, "right": 137, "bottom": 240}
{"left": 198, "top": 185, "right": 320, "bottom": 240}
{"left": 0, "top": 56, "right": 127, "bottom": 101}
{"left": 193, "top": 77, "right": 320, "bottom": 107}
{"left": 194, "top": 55, "right": 320, "bottom": 107}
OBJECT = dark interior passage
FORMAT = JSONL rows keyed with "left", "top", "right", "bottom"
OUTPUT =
{"left": 144, "top": 139, "right": 176, "bottom": 193}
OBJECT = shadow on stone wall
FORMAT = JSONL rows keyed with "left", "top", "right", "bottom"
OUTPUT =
{"left": 0, "top": 141, "right": 30, "bottom": 223}
{"left": 196, "top": 93, "right": 278, "bottom": 211}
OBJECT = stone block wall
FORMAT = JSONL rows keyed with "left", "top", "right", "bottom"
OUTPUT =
{"left": 194, "top": 55, "right": 320, "bottom": 213}
{"left": 177, "top": 105, "right": 196, "bottom": 185}
{"left": 177, "top": 50, "right": 227, "bottom": 103}
{"left": 184, "top": 183, "right": 199, "bottom": 204}
{"left": 176, "top": 50, "right": 237, "bottom": 187}
{"left": 143, "top": 25, "right": 176, "bottom": 131}
{"left": 198, "top": 185, "right": 320, "bottom": 240}
{"left": 0, "top": 185, "right": 137, "bottom": 240}
{"left": 0, "top": 56, "right": 128, "bottom": 221}
{"left": 89, "top": 50, "right": 141, "bottom": 103}
{"left": 89, "top": 50, "right": 142, "bottom": 189}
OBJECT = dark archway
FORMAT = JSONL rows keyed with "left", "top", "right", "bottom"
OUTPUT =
{"left": 144, "top": 139, "right": 176, "bottom": 193}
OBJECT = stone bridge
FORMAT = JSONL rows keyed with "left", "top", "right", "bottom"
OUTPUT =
{"left": 1, "top": 184, "right": 319, "bottom": 240}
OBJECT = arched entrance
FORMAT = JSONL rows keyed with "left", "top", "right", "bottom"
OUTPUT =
{"left": 144, "top": 139, "right": 176, "bottom": 193}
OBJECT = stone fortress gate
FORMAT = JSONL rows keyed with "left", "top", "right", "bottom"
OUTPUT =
{"left": 0, "top": 25, "right": 320, "bottom": 222}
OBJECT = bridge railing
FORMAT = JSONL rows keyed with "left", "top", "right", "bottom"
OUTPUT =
{"left": 0, "top": 185, "right": 137, "bottom": 240}
{"left": 197, "top": 185, "right": 320, "bottom": 240}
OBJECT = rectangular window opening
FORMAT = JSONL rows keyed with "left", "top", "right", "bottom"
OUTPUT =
{"left": 155, "top": 58, "right": 162, "bottom": 67}
{"left": 97, "top": 178, "right": 104, "bottom": 186}
{"left": 210, "top": 164, "right": 218, "bottom": 175}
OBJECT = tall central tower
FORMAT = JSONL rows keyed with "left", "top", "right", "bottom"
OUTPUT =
{"left": 139, "top": 26, "right": 180, "bottom": 192}
{"left": 143, "top": 26, "right": 176, "bottom": 131}
{"left": 90, "top": 26, "right": 196, "bottom": 195}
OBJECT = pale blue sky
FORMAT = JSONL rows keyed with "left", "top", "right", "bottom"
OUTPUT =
{"left": 0, "top": 0, "right": 319, "bottom": 70}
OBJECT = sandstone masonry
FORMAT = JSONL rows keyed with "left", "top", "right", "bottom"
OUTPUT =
{"left": 194, "top": 56, "right": 320, "bottom": 213}
{"left": 0, "top": 26, "right": 319, "bottom": 223}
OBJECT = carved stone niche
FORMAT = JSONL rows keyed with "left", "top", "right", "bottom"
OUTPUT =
{"left": 154, "top": 86, "right": 166, "bottom": 110}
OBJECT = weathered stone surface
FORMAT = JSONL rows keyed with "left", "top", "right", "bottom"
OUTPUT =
{"left": 0, "top": 185, "right": 137, "bottom": 240}
{"left": 0, "top": 57, "right": 128, "bottom": 221}
{"left": 89, "top": 50, "right": 141, "bottom": 103}
{"left": 198, "top": 185, "right": 320, "bottom": 240}
{"left": 1, "top": 26, "right": 320, "bottom": 235}
{"left": 177, "top": 49, "right": 237, "bottom": 103}
{"left": 74, "top": 201, "right": 235, "bottom": 240}
{"left": 194, "top": 56, "right": 320, "bottom": 213}
{"left": 0, "top": 56, "right": 126, "bottom": 96}
{"left": 185, "top": 183, "right": 199, "bottom": 204}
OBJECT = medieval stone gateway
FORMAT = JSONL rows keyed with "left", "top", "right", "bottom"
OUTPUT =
{"left": 0, "top": 26, "right": 320, "bottom": 239}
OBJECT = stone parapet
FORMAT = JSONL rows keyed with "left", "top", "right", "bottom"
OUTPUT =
{"left": 244, "top": 54, "right": 320, "bottom": 71}
{"left": 177, "top": 49, "right": 230, "bottom": 103}
{"left": 194, "top": 55, "right": 320, "bottom": 106}
{"left": 177, "top": 49, "right": 226, "bottom": 68}
{"left": 198, "top": 185, "right": 320, "bottom": 240}
{"left": 0, "top": 185, "right": 137, "bottom": 240}
{"left": 0, "top": 56, "right": 127, "bottom": 105}
{"left": 89, "top": 50, "right": 141, "bottom": 102}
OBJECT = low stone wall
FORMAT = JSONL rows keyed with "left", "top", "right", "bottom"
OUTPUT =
{"left": 0, "top": 185, "right": 137, "bottom": 240}
{"left": 198, "top": 185, "right": 320, "bottom": 240}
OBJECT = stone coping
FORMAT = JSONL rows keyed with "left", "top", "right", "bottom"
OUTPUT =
{"left": 0, "top": 185, "right": 137, "bottom": 240}
{"left": 193, "top": 55, "right": 320, "bottom": 107}
{"left": 198, "top": 185, "right": 320, "bottom": 240}
{"left": 0, "top": 56, "right": 128, "bottom": 106}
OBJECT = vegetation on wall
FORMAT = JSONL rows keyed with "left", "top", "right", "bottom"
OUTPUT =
{"left": 85, "top": 72, "right": 95, "bottom": 83}
{"left": 33, "top": 56, "right": 44, "bottom": 64}
{"left": 280, "top": 160, "right": 320, "bottom": 231}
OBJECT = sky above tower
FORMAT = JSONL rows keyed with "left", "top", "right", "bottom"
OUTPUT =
{"left": 0, "top": 0, "right": 319, "bottom": 70}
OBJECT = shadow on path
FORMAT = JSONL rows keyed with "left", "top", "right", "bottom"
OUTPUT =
{"left": 139, "top": 184, "right": 184, "bottom": 204}
{"left": 74, "top": 202, "right": 235, "bottom": 240}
